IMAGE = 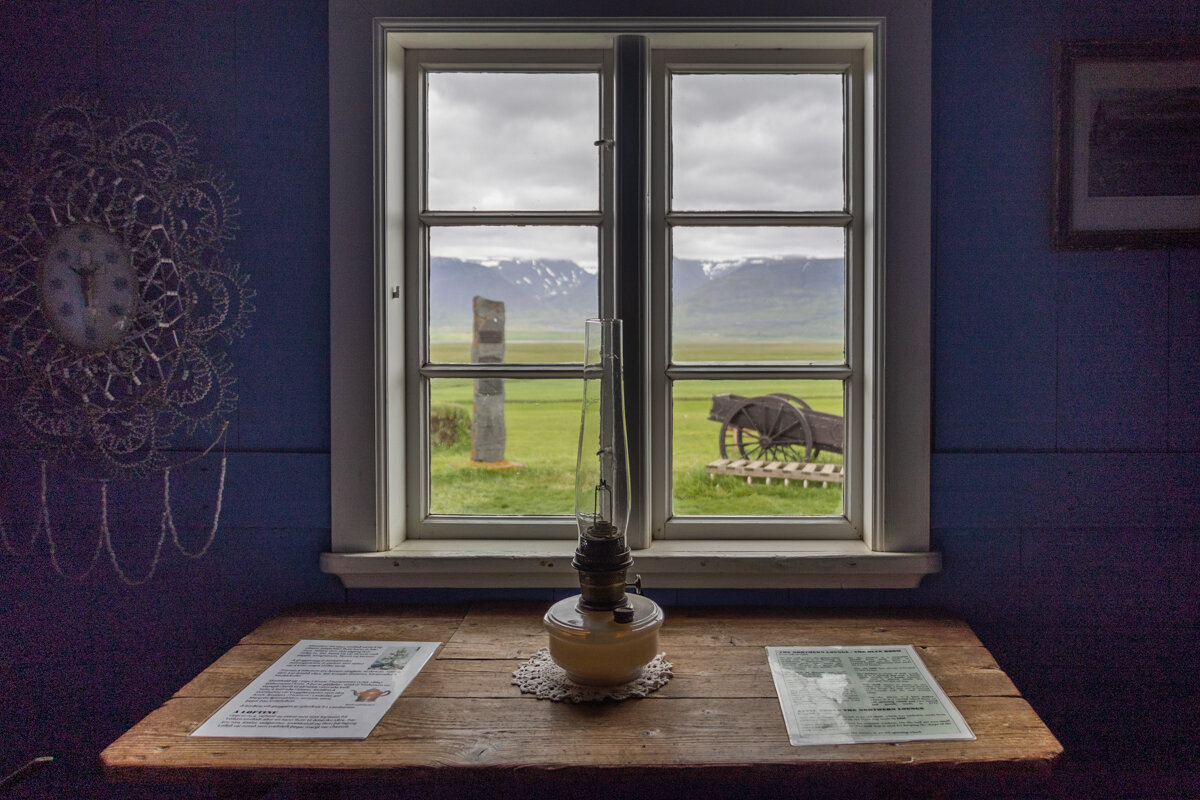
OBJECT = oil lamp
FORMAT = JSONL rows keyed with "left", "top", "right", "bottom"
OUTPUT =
{"left": 543, "top": 318, "right": 664, "bottom": 686}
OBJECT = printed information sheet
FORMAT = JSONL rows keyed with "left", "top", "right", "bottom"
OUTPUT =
{"left": 191, "top": 639, "right": 439, "bottom": 739}
{"left": 766, "top": 645, "right": 975, "bottom": 746}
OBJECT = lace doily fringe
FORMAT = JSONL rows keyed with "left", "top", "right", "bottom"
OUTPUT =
{"left": 512, "top": 648, "right": 673, "bottom": 702}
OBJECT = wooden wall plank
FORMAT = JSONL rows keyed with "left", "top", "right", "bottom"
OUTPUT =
{"left": 932, "top": 453, "right": 1200, "bottom": 528}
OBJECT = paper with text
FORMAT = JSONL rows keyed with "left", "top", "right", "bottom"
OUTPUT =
{"left": 191, "top": 639, "right": 439, "bottom": 739}
{"left": 766, "top": 645, "right": 974, "bottom": 746}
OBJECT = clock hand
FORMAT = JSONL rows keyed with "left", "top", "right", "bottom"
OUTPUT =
{"left": 71, "top": 249, "right": 98, "bottom": 310}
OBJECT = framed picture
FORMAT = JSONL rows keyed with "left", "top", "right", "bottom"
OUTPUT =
{"left": 1054, "top": 40, "right": 1200, "bottom": 249}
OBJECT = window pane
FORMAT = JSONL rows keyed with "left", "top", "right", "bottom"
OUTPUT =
{"left": 429, "top": 378, "right": 579, "bottom": 515}
{"left": 427, "top": 71, "right": 599, "bottom": 211}
{"left": 429, "top": 226, "right": 596, "bottom": 362}
{"left": 671, "top": 72, "right": 844, "bottom": 212}
{"left": 672, "top": 227, "right": 845, "bottom": 363}
{"left": 672, "top": 379, "right": 845, "bottom": 517}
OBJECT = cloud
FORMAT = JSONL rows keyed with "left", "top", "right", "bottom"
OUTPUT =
{"left": 428, "top": 72, "right": 599, "bottom": 211}
{"left": 425, "top": 67, "right": 846, "bottom": 262}
{"left": 672, "top": 72, "right": 844, "bottom": 211}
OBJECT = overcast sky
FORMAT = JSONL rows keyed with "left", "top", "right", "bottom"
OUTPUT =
{"left": 427, "top": 69, "right": 845, "bottom": 269}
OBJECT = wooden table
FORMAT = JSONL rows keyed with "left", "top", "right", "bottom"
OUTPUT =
{"left": 101, "top": 602, "right": 1062, "bottom": 799}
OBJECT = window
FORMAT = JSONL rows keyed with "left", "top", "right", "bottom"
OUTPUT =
{"left": 411, "top": 47, "right": 609, "bottom": 539}
{"left": 326, "top": 8, "right": 936, "bottom": 589}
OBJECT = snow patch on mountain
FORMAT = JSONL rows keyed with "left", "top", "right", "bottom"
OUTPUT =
{"left": 429, "top": 254, "right": 844, "bottom": 338}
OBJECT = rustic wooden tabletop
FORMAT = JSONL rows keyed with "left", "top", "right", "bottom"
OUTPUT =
{"left": 101, "top": 602, "right": 1062, "bottom": 798}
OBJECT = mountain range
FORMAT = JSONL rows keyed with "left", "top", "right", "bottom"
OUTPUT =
{"left": 429, "top": 255, "right": 844, "bottom": 338}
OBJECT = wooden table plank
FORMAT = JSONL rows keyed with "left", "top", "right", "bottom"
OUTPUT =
{"left": 101, "top": 694, "right": 1057, "bottom": 777}
{"left": 175, "top": 643, "right": 1018, "bottom": 701}
{"left": 654, "top": 605, "right": 984, "bottom": 648}
{"left": 440, "top": 603, "right": 983, "bottom": 658}
{"left": 236, "top": 603, "right": 468, "bottom": 645}
{"left": 101, "top": 603, "right": 1061, "bottom": 793}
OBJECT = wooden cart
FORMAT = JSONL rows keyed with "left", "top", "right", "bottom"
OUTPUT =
{"left": 706, "top": 393, "right": 845, "bottom": 486}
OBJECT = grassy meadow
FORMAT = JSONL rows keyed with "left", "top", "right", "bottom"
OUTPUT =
{"left": 428, "top": 335, "right": 845, "bottom": 518}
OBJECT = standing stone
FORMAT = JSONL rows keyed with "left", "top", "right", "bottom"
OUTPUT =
{"left": 471, "top": 297, "right": 505, "bottom": 463}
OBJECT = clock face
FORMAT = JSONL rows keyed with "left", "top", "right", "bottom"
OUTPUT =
{"left": 38, "top": 224, "right": 138, "bottom": 352}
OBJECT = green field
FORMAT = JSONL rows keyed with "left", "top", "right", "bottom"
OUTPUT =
{"left": 428, "top": 337, "right": 844, "bottom": 518}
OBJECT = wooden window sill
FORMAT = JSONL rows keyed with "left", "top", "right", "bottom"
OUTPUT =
{"left": 320, "top": 540, "right": 941, "bottom": 589}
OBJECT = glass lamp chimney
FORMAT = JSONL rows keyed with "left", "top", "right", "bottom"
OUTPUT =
{"left": 545, "top": 317, "right": 664, "bottom": 681}
{"left": 573, "top": 318, "right": 633, "bottom": 612}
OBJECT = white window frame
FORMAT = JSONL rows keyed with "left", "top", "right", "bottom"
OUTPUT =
{"left": 403, "top": 45, "right": 613, "bottom": 543}
{"left": 649, "top": 46, "right": 864, "bottom": 544}
{"left": 324, "top": 6, "right": 938, "bottom": 589}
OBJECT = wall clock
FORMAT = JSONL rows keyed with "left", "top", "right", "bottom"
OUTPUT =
{"left": 39, "top": 223, "right": 138, "bottom": 352}
{"left": 0, "top": 98, "right": 254, "bottom": 583}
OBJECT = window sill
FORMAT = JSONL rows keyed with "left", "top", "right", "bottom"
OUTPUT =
{"left": 320, "top": 540, "right": 940, "bottom": 589}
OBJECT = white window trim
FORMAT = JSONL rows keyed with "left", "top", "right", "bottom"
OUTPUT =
{"left": 324, "top": 5, "right": 937, "bottom": 589}
{"left": 401, "top": 45, "right": 613, "bottom": 544}
{"left": 648, "top": 45, "right": 865, "bottom": 545}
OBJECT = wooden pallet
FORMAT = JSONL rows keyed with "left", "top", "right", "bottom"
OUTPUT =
{"left": 705, "top": 458, "right": 844, "bottom": 487}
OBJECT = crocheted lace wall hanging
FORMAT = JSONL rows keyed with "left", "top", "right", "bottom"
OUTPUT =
{"left": 0, "top": 98, "right": 254, "bottom": 583}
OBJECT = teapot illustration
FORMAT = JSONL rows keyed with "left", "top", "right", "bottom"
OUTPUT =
{"left": 352, "top": 688, "right": 391, "bottom": 702}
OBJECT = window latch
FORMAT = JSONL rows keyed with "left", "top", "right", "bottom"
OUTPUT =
{"left": 593, "top": 138, "right": 614, "bottom": 150}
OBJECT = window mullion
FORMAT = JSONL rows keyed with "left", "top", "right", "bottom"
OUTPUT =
{"left": 420, "top": 211, "right": 603, "bottom": 226}
{"left": 421, "top": 364, "right": 584, "bottom": 380}
{"left": 666, "top": 211, "right": 853, "bottom": 227}
{"left": 648, "top": 45, "right": 671, "bottom": 549}
{"left": 615, "top": 34, "right": 652, "bottom": 550}
{"left": 402, "top": 47, "right": 427, "bottom": 544}
{"left": 666, "top": 364, "right": 852, "bottom": 381}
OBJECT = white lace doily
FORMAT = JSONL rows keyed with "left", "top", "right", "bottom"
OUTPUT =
{"left": 513, "top": 648, "right": 673, "bottom": 702}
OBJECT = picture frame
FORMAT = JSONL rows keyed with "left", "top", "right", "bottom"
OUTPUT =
{"left": 1053, "top": 40, "right": 1200, "bottom": 250}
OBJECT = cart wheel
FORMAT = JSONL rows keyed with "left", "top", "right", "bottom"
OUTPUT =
{"left": 718, "top": 395, "right": 814, "bottom": 463}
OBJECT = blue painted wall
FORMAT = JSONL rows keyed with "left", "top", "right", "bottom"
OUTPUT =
{"left": 0, "top": 2, "right": 1196, "bottom": 798}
